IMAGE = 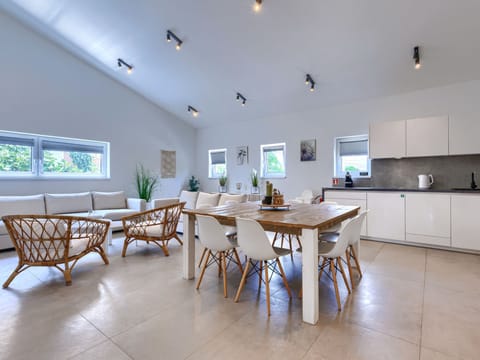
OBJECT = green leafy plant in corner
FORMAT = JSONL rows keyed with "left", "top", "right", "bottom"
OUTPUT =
{"left": 219, "top": 174, "right": 228, "bottom": 187}
{"left": 135, "top": 164, "right": 158, "bottom": 202}
{"left": 250, "top": 169, "right": 259, "bottom": 187}
{"left": 188, "top": 176, "right": 200, "bottom": 192}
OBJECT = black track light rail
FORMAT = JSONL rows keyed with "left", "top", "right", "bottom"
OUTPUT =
{"left": 117, "top": 58, "right": 133, "bottom": 71}
{"left": 167, "top": 30, "right": 183, "bottom": 48}
{"left": 305, "top": 74, "right": 315, "bottom": 91}
{"left": 188, "top": 105, "right": 199, "bottom": 115}
{"left": 236, "top": 92, "right": 247, "bottom": 105}
{"left": 413, "top": 46, "right": 421, "bottom": 68}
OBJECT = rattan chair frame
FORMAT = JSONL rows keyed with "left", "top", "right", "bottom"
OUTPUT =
{"left": 2, "top": 214, "right": 111, "bottom": 287}
{"left": 121, "top": 202, "right": 186, "bottom": 257}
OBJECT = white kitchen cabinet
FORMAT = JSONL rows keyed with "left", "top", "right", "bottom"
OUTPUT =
{"left": 449, "top": 112, "right": 480, "bottom": 155}
{"left": 324, "top": 191, "right": 367, "bottom": 236}
{"left": 369, "top": 120, "right": 406, "bottom": 159}
{"left": 406, "top": 116, "right": 449, "bottom": 157}
{"left": 367, "top": 192, "right": 405, "bottom": 241}
{"left": 451, "top": 195, "right": 480, "bottom": 251}
{"left": 405, "top": 193, "right": 451, "bottom": 247}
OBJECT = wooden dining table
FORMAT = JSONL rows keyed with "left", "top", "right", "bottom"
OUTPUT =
{"left": 182, "top": 201, "right": 360, "bottom": 325}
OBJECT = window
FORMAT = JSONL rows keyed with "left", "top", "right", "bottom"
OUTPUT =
{"left": 208, "top": 149, "right": 227, "bottom": 178}
{"left": 261, "top": 143, "right": 286, "bottom": 178}
{"left": 335, "top": 135, "right": 370, "bottom": 178}
{"left": 0, "top": 130, "right": 109, "bottom": 179}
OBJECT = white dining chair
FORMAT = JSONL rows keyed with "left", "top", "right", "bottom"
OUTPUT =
{"left": 298, "top": 213, "right": 365, "bottom": 311}
{"left": 196, "top": 215, "right": 243, "bottom": 298}
{"left": 234, "top": 217, "right": 292, "bottom": 316}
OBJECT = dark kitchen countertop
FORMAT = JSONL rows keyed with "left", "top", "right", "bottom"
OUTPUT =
{"left": 322, "top": 187, "right": 480, "bottom": 194}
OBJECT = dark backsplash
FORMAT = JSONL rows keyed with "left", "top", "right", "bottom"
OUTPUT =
{"left": 370, "top": 155, "right": 480, "bottom": 189}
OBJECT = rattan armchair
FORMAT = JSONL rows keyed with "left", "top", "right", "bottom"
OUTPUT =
{"left": 2, "top": 215, "right": 110, "bottom": 288}
{"left": 121, "top": 202, "right": 186, "bottom": 257}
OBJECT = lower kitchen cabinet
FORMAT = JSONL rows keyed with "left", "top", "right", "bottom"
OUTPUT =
{"left": 324, "top": 191, "right": 367, "bottom": 236}
{"left": 367, "top": 192, "right": 405, "bottom": 241}
{"left": 405, "top": 193, "right": 451, "bottom": 247}
{"left": 451, "top": 195, "right": 480, "bottom": 251}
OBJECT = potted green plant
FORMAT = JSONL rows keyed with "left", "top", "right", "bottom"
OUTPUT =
{"left": 251, "top": 169, "right": 259, "bottom": 194}
{"left": 219, "top": 174, "right": 228, "bottom": 193}
{"left": 188, "top": 176, "right": 200, "bottom": 192}
{"left": 135, "top": 164, "right": 158, "bottom": 203}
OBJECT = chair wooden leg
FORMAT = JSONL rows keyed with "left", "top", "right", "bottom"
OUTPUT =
{"left": 264, "top": 261, "right": 271, "bottom": 316}
{"left": 330, "top": 259, "right": 341, "bottom": 311}
{"left": 2, "top": 263, "right": 24, "bottom": 288}
{"left": 281, "top": 233, "right": 285, "bottom": 248}
{"left": 221, "top": 251, "right": 228, "bottom": 298}
{"left": 198, "top": 248, "right": 207, "bottom": 268}
{"left": 337, "top": 258, "right": 351, "bottom": 294}
{"left": 161, "top": 242, "right": 170, "bottom": 257}
{"left": 318, "top": 257, "right": 327, "bottom": 280}
{"left": 296, "top": 234, "right": 302, "bottom": 248}
{"left": 64, "top": 265, "right": 72, "bottom": 286}
{"left": 351, "top": 245, "right": 363, "bottom": 278}
{"left": 272, "top": 232, "right": 279, "bottom": 246}
{"left": 345, "top": 249, "right": 355, "bottom": 289}
{"left": 258, "top": 260, "right": 263, "bottom": 288}
{"left": 276, "top": 258, "right": 292, "bottom": 298}
{"left": 234, "top": 259, "right": 250, "bottom": 302}
{"left": 98, "top": 247, "right": 110, "bottom": 265}
{"left": 121, "top": 237, "right": 131, "bottom": 257}
{"left": 196, "top": 250, "right": 211, "bottom": 290}
{"left": 287, "top": 234, "right": 293, "bottom": 260}
{"left": 232, "top": 248, "right": 244, "bottom": 273}
{"left": 174, "top": 234, "right": 183, "bottom": 245}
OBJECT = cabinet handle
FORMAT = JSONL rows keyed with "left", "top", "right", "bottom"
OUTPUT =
{"left": 400, "top": 194, "right": 405, "bottom": 198}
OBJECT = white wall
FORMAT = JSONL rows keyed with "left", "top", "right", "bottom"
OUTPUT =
{"left": 196, "top": 80, "right": 480, "bottom": 199}
{"left": 0, "top": 11, "right": 196, "bottom": 197}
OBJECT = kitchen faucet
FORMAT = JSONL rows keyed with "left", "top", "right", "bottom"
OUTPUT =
{"left": 471, "top": 172, "right": 477, "bottom": 189}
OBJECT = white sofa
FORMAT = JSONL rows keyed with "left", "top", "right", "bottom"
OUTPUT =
{"left": 0, "top": 191, "right": 145, "bottom": 250}
{"left": 151, "top": 191, "right": 247, "bottom": 234}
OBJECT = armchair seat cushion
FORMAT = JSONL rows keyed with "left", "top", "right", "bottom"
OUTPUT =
{"left": 69, "top": 237, "right": 91, "bottom": 256}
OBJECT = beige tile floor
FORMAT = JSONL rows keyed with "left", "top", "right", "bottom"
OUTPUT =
{"left": 0, "top": 234, "right": 479, "bottom": 360}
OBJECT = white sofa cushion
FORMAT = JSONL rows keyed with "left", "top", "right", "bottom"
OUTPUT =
{"left": 196, "top": 192, "right": 220, "bottom": 209}
{"left": 92, "top": 191, "right": 126, "bottom": 210}
{"left": 45, "top": 192, "right": 93, "bottom": 215}
{"left": 179, "top": 191, "right": 199, "bottom": 209}
{"left": 0, "top": 194, "right": 45, "bottom": 218}
{"left": 218, "top": 194, "right": 247, "bottom": 206}
{"left": 95, "top": 209, "right": 138, "bottom": 221}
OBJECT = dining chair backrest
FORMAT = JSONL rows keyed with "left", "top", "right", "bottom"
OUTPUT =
{"left": 236, "top": 217, "right": 278, "bottom": 261}
{"left": 196, "top": 215, "right": 235, "bottom": 252}
{"left": 321, "top": 214, "right": 363, "bottom": 258}
{"left": 347, "top": 210, "right": 368, "bottom": 246}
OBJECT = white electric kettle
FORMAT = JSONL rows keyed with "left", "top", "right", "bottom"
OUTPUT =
{"left": 418, "top": 174, "right": 434, "bottom": 189}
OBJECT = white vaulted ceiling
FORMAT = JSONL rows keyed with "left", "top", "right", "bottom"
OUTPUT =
{"left": 2, "top": 0, "right": 480, "bottom": 128}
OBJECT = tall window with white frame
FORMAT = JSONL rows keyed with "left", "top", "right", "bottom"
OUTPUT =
{"left": 260, "top": 143, "right": 286, "bottom": 178}
{"left": 208, "top": 148, "right": 227, "bottom": 178}
{"left": 0, "top": 130, "right": 110, "bottom": 179}
{"left": 334, "top": 135, "right": 370, "bottom": 178}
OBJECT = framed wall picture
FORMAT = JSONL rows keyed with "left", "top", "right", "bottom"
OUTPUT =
{"left": 300, "top": 139, "right": 316, "bottom": 161}
{"left": 236, "top": 146, "right": 248, "bottom": 165}
{"left": 161, "top": 150, "right": 176, "bottom": 178}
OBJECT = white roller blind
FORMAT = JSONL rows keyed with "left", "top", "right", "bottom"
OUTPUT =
{"left": 210, "top": 150, "right": 226, "bottom": 165}
{"left": 41, "top": 140, "right": 104, "bottom": 154}
{"left": 339, "top": 139, "right": 368, "bottom": 156}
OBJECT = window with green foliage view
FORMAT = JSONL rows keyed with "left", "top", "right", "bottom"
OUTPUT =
{"left": 261, "top": 143, "right": 286, "bottom": 178}
{"left": 0, "top": 131, "right": 109, "bottom": 178}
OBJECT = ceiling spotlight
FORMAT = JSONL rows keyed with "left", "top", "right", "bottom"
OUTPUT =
{"left": 413, "top": 46, "right": 421, "bottom": 69}
{"left": 305, "top": 74, "right": 315, "bottom": 92}
{"left": 253, "top": 0, "right": 262, "bottom": 12}
{"left": 117, "top": 58, "right": 133, "bottom": 74}
{"left": 167, "top": 30, "right": 183, "bottom": 51}
{"left": 188, "top": 105, "right": 199, "bottom": 117}
{"left": 236, "top": 92, "right": 247, "bottom": 106}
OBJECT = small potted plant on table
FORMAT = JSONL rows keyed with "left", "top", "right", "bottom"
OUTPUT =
{"left": 219, "top": 174, "right": 228, "bottom": 193}
{"left": 251, "top": 169, "right": 259, "bottom": 194}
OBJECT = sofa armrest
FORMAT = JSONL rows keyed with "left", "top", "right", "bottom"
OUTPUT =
{"left": 127, "top": 198, "right": 147, "bottom": 212}
{"left": 151, "top": 198, "right": 180, "bottom": 209}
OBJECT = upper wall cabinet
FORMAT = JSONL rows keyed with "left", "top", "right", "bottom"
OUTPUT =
{"left": 369, "top": 120, "right": 406, "bottom": 159}
{"left": 449, "top": 112, "right": 480, "bottom": 155}
{"left": 406, "top": 116, "right": 449, "bottom": 157}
